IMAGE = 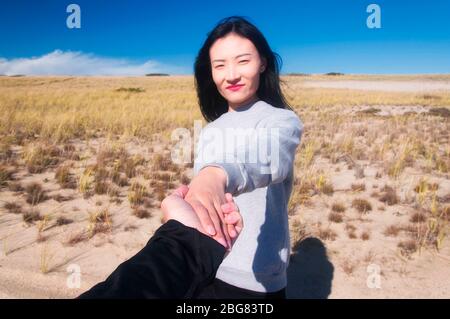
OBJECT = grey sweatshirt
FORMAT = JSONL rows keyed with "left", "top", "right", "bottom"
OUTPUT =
{"left": 193, "top": 99, "right": 304, "bottom": 292}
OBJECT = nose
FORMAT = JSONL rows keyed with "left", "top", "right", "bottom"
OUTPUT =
{"left": 225, "top": 64, "right": 240, "bottom": 83}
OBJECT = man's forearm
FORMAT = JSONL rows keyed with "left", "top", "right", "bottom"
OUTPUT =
{"left": 78, "top": 220, "right": 226, "bottom": 299}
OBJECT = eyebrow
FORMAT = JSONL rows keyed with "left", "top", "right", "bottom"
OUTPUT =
{"left": 212, "top": 53, "right": 252, "bottom": 63}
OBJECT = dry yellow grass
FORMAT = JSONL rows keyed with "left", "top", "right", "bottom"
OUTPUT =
{"left": 0, "top": 76, "right": 202, "bottom": 143}
{"left": 0, "top": 75, "right": 449, "bottom": 298}
{"left": 1, "top": 75, "right": 449, "bottom": 144}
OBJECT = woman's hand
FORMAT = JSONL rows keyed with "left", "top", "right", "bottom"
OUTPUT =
{"left": 161, "top": 184, "right": 242, "bottom": 248}
{"left": 184, "top": 166, "right": 232, "bottom": 248}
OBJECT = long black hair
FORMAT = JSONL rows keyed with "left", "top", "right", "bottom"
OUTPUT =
{"left": 194, "top": 16, "right": 292, "bottom": 122}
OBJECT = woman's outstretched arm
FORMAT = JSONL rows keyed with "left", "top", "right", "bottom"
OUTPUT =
{"left": 188, "top": 111, "right": 303, "bottom": 242}
{"left": 196, "top": 112, "right": 303, "bottom": 195}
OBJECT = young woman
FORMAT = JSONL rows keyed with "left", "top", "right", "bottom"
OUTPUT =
{"left": 185, "top": 16, "right": 304, "bottom": 298}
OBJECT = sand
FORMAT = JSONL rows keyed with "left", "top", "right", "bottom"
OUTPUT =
{"left": 303, "top": 80, "right": 450, "bottom": 92}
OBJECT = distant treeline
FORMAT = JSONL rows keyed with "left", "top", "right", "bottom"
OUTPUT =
{"left": 284, "top": 72, "right": 345, "bottom": 76}
{"left": 145, "top": 73, "right": 170, "bottom": 76}
{"left": 115, "top": 87, "right": 145, "bottom": 93}
{"left": 0, "top": 74, "right": 171, "bottom": 77}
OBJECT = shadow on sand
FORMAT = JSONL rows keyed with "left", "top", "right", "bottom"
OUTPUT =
{"left": 286, "top": 237, "right": 334, "bottom": 299}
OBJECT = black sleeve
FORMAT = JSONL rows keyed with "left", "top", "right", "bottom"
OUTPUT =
{"left": 77, "top": 220, "right": 226, "bottom": 299}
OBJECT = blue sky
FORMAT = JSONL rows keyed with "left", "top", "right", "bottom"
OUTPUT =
{"left": 1, "top": 0, "right": 449, "bottom": 75}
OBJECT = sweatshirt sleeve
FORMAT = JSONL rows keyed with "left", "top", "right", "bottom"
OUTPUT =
{"left": 194, "top": 111, "right": 303, "bottom": 196}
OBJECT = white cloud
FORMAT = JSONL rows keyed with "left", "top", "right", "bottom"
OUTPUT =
{"left": 0, "top": 50, "right": 187, "bottom": 75}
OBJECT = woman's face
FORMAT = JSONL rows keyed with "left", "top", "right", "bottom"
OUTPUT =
{"left": 209, "top": 33, "right": 266, "bottom": 110}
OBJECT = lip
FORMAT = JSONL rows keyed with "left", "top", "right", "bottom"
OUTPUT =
{"left": 226, "top": 84, "right": 245, "bottom": 91}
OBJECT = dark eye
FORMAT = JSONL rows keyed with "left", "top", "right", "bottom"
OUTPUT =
{"left": 215, "top": 64, "right": 224, "bottom": 69}
{"left": 239, "top": 60, "right": 249, "bottom": 64}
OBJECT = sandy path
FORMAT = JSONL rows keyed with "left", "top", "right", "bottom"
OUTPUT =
{"left": 303, "top": 80, "right": 450, "bottom": 92}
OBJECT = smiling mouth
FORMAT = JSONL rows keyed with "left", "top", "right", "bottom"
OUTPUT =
{"left": 226, "top": 84, "right": 245, "bottom": 91}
